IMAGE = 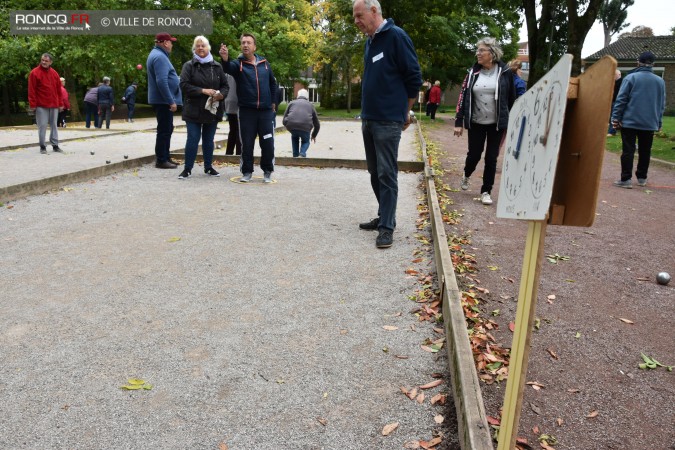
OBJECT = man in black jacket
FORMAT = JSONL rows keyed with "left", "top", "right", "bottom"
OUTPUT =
{"left": 97, "top": 76, "right": 114, "bottom": 129}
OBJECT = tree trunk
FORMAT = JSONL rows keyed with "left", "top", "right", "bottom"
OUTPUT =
{"left": 346, "top": 60, "right": 352, "bottom": 114}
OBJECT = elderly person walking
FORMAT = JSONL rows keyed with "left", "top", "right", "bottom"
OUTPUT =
{"left": 178, "top": 35, "right": 229, "bottom": 179}
{"left": 282, "top": 89, "right": 320, "bottom": 157}
{"left": 454, "top": 37, "right": 515, "bottom": 205}
{"left": 427, "top": 81, "right": 441, "bottom": 120}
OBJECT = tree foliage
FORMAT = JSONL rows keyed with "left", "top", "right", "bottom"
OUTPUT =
{"left": 618, "top": 25, "right": 655, "bottom": 39}
{"left": 597, "top": 0, "right": 634, "bottom": 47}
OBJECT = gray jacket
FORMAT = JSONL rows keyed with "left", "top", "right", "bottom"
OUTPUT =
{"left": 224, "top": 74, "right": 238, "bottom": 115}
{"left": 282, "top": 97, "right": 320, "bottom": 139}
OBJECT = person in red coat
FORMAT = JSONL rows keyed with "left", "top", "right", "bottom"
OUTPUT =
{"left": 28, "top": 53, "right": 64, "bottom": 153}
{"left": 58, "top": 77, "right": 70, "bottom": 128}
{"left": 428, "top": 80, "right": 441, "bottom": 120}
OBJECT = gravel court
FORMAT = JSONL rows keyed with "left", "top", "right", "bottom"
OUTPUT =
{"left": 0, "top": 159, "right": 457, "bottom": 448}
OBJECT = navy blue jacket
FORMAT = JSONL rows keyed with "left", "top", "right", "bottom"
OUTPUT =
{"left": 221, "top": 54, "right": 277, "bottom": 110}
{"left": 360, "top": 19, "right": 422, "bottom": 123}
{"left": 455, "top": 60, "right": 515, "bottom": 131}
{"left": 97, "top": 84, "right": 114, "bottom": 106}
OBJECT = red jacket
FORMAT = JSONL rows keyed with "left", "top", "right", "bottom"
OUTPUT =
{"left": 429, "top": 85, "right": 441, "bottom": 104}
{"left": 28, "top": 66, "right": 63, "bottom": 109}
{"left": 60, "top": 86, "right": 70, "bottom": 110}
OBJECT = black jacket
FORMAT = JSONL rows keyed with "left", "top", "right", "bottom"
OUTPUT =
{"left": 180, "top": 58, "right": 229, "bottom": 123}
{"left": 455, "top": 60, "right": 515, "bottom": 131}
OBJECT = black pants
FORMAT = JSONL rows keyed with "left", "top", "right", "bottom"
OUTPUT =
{"left": 465, "top": 123, "right": 504, "bottom": 194}
{"left": 226, "top": 113, "right": 241, "bottom": 155}
{"left": 152, "top": 104, "right": 174, "bottom": 163}
{"left": 428, "top": 103, "right": 439, "bottom": 120}
{"left": 620, "top": 128, "right": 654, "bottom": 181}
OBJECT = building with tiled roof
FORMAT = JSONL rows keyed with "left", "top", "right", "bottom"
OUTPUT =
{"left": 584, "top": 36, "right": 675, "bottom": 111}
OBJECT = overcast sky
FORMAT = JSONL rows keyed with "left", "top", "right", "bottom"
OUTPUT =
{"left": 519, "top": 0, "right": 673, "bottom": 58}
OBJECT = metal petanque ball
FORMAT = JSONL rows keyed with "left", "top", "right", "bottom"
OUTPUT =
{"left": 124, "top": 155, "right": 129, "bottom": 159}
{"left": 656, "top": 272, "right": 671, "bottom": 285}
{"left": 106, "top": 160, "right": 111, "bottom": 164}
{"left": 90, "top": 151, "right": 95, "bottom": 155}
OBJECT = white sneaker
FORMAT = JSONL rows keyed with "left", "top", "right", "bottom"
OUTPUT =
{"left": 461, "top": 176, "right": 470, "bottom": 190}
{"left": 240, "top": 173, "right": 252, "bottom": 182}
{"left": 480, "top": 192, "right": 493, "bottom": 205}
{"left": 263, "top": 172, "right": 272, "bottom": 183}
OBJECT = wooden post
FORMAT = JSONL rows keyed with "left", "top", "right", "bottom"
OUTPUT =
{"left": 497, "top": 220, "right": 548, "bottom": 450}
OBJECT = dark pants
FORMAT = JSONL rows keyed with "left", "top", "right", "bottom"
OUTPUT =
{"left": 152, "top": 104, "right": 174, "bottom": 163}
{"left": 127, "top": 103, "right": 135, "bottom": 121}
{"left": 428, "top": 103, "right": 439, "bottom": 120}
{"left": 58, "top": 110, "right": 68, "bottom": 127}
{"left": 620, "top": 128, "right": 654, "bottom": 181}
{"left": 85, "top": 102, "right": 98, "bottom": 128}
{"left": 362, "top": 119, "right": 402, "bottom": 232}
{"left": 98, "top": 104, "right": 112, "bottom": 129}
{"left": 238, "top": 107, "right": 275, "bottom": 174}
{"left": 226, "top": 113, "right": 241, "bottom": 155}
{"left": 465, "top": 123, "right": 504, "bottom": 194}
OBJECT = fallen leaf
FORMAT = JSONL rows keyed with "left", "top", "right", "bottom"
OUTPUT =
{"left": 527, "top": 381, "right": 546, "bottom": 390}
{"left": 420, "top": 345, "right": 436, "bottom": 353}
{"left": 127, "top": 378, "right": 146, "bottom": 385}
{"left": 427, "top": 437, "right": 442, "bottom": 446}
{"left": 530, "top": 403, "right": 542, "bottom": 415}
{"left": 419, "top": 379, "right": 443, "bottom": 390}
{"left": 339, "top": 329, "right": 348, "bottom": 335}
{"left": 556, "top": 418, "right": 564, "bottom": 426}
{"left": 575, "top": 332, "right": 581, "bottom": 339}
{"left": 434, "top": 414, "right": 444, "bottom": 424}
{"left": 416, "top": 392, "right": 425, "bottom": 404}
{"left": 567, "top": 388, "right": 580, "bottom": 393}
{"left": 619, "top": 318, "right": 634, "bottom": 324}
{"left": 587, "top": 410, "right": 599, "bottom": 418}
{"left": 509, "top": 322, "right": 516, "bottom": 332}
{"left": 218, "top": 442, "right": 229, "bottom": 450}
{"left": 407, "top": 387, "right": 418, "bottom": 400}
{"left": 404, "top": 441, "right": 421, "bottom": 449}
{"left": 317, "top": 417, "right": 328, "bottom": 426}
{"left": 382, "top": 422, "right": 399, "bottom": 436}
{"left": 395, "top": 355, "right": 409, "bottom": 359}
{"left": 547, "top": 294, "right": 556, "bottom": 301}
{"left": 486, "top": 415, "right": 501, "bottom": 426}
{"left": 546, "top": 348, "right": 558, "bottom": 359}
{"left": 406, "top": 268, "right": 419, "bottom": 275}
{"left": 383, "top": 325, "right": 399, "bottom": 331}
{"left": 167, "top": 237, "right": 181, "bottom": 242}
{"left": 532, "top": 425, "right": 540, "bottom": 434}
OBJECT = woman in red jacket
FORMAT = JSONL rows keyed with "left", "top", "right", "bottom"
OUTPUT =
{"left": 427, "top": 80, "right": 441, "bottom": 120}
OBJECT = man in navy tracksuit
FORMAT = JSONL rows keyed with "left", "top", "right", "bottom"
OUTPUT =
{"left": 353, "top": 0, "right": 422, "bottom": 248}
{"left": 219, "top": 33, "right": 278, "bottom": 183}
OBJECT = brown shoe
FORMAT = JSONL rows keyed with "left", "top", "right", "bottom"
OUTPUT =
{"left": 156, "top": 160, "right": 177, "bottom": 169}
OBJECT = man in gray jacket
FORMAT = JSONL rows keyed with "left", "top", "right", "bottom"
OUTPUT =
{"left": 282, "top": 89, "right": 320, "bottom": 157}
{"left": 611, "top": 51, "right": 666, "bottom": 188}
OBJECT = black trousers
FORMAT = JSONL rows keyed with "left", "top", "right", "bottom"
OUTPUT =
{"left": 620, "top": 128, "right": 654, "bottom": 181}
{"left": 465, "top": 123, "right": 504, "bottom": 194}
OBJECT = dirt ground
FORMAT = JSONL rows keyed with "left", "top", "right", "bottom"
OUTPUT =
{"left": 425, "top": 114, "right": 674, "bottom": 450}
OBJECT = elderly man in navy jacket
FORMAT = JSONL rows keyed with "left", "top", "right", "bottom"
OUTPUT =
{"left": 611, "top": 51, "right": 666, "bottom": 189}
{"left": 147, "top": 32, "right": 183, "bottom": 169}
{"left": 353, "top": 0, "right": 422, "bottom": 248}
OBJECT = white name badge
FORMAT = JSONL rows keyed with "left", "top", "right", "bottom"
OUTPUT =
{"left": 372, "top": 52, "right": 383, "bottom": 63}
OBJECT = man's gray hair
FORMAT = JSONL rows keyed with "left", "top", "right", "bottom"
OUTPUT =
{"left": 476, "top": 37, "right": 503, "bottom": 62}
{"left": 41, "top": 53, "right": 53, "bottom": 62}
{"left": 353, "top": 0, "right": 382, "bottom": 14}
{"left": 103, "top": 76, "right": 111, "bottom": 83}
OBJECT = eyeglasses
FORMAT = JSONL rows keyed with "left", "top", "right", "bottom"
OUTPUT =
{"left": 476, "top": 48, "right": 490, "bottom": 54}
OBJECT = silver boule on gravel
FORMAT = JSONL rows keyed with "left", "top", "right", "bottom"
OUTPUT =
{"left": 656, "top": 272, "right": 671, "bottom": 285}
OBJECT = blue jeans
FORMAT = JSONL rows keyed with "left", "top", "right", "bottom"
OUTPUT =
{"left": 290, "top": 129, "right": 311, "bottom": 157}
{"left": 127, "top": 103, "right": 135, "bottom": 121}
{"left": 85, "top": 102, "right": 98, "bottom": 128}
{"left": 184, "top": 121, "right": 218, "bottom": 172}
{"left": 152, "top": 104, "right": 174, "bottom": 163}
{"left": 238, "top": 107, "right": 275, "bottom": 174}
{"left": 361, "top": 119, "right": 402, "bottom": 232}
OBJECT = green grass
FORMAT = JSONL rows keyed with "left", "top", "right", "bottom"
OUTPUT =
{"left": 605, "top": 116, "right": 675, "bottom": 163}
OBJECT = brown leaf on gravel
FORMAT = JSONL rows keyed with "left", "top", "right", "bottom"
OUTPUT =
{"left": 416, "top": 392, "right": 425, "bottom": 404}
{"left": 567, "top": 388, "right": 580, "bottom": 393}
{"left": 218, "top": 443, "right": 229, "bottom": 450}
{"left": 486, "top": 415, "right": 501, "bottom": 425}
{"left": 527, "top": 381, "right": 546, "bottom": 390}
{"left": 382, "top": 422, "right": 399, "bottom": 436}
{"left": 546, "top": 348, "right": 559, "bottom": 359}
{"left": 400, "top": 386, "right": 409, "bottom": 396}
{"left": 434, "top": 414, "right": 444, "bottom": 424}
{"left": 427, "top": 437, "right": 442, "bottom": 447}
{"left": 404, "top": 441, "right": 421, "bottom": 449}
{"left": 532, "top": 425, "right": 540, "bottom": 434}
{"left": 383, "top": 325, "right": 399, "bottom": 331}
{"left": 408, "top": 387, "right": 418, "bottom": 400}
{"left": 509, "top": 322, "right": 516, "bottom": 332}
{"left": 430, "top": 393, "right": 447, "bottom": 405}
{"left": 412, "top": 258, "right": 423, "bottom": 263}
{"left": 430, "top": 372, "right": 444, "bottom": 378}
{"left": 317, "top": 417, "right": 328, "bottom": 426}
{"left": 587, "top": 410, "right": 599, "bottom": 418}
{"left": 395, "top": 355, "right": 409, "bottom": 359}
{"left": 556, "top": 418, "right": 564, "bottom": 426}
{"left": 619, "top": 318, "right": 634, "bottom": 324}
{"left": 433, "top": 327, "right": 444, "bottom": 334}
{"left": 420, "top": 345, "right": 435, "bottom": 352}
{"left": 405, "top": 268, "right": 420, "bottom": 275}
{"left": 419, "top": 379, "right": 443, "bottom": 389}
